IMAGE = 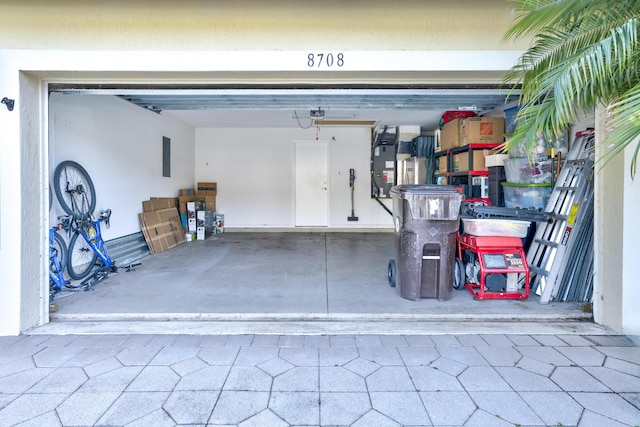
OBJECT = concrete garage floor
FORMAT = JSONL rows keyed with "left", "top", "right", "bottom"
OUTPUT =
{"left": 43, "top": 232, "right": 601, "bottom": 336}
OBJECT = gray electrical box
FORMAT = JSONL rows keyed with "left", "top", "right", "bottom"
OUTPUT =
{"left": 371, "top": 132, "right": 397, "bottom": 199}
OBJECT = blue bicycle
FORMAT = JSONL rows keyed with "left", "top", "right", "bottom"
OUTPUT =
{"left": 49, "top": 223, "right": 69, "bottom": 300}
{"left": 54, "top": 160, "right": 140, "bottom": 289}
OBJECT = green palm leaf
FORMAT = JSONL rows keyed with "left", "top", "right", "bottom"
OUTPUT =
{"left": 504, "top": 0, "right": 640, "bottom": 176}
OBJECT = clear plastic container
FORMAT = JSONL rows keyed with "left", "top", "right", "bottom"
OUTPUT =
{"left": 462, "top": 218, "right": 530, "bottom": 238}
{"left": 501, "top": 182, "right": 552, "bottom": 210}
{"left": 503, "top": 157, "right": 553, "bottom": 184}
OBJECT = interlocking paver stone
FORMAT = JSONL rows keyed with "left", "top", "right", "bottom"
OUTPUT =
{"left": 320, "top": 366, "right": 367, "bottom": 392}
{"left": 555, "top": 345, "right": 607, "bottom": 366}
{"left": 370, "top": 391, "right": 431, "bottom": 425}
{"left": 319, "top": 346, "right": 358, "bottom": 366}
{"left": 515, "top": 355, "right": 556, "bottom": 377}
{"left": 495, "top": 366, "right": 561, "bottom": 391}
{"left": 279, "top": 347, "right": 318, "bottom": 366}
{"left": 272, "top": 366, "right": 318, "bottom": 392}
{"left": 258, "top": 356, "right": 294, "bottom": 377}
{"left": 351, "top": 409, "right": 400, "bottom": 427}
{"left": 149, "top": 345, "right": 201, "bottom": 365}
{"left": 344, "top": 356, "right": 380, "bottom": 377}
{"left": 235, "top": 346, "right": 279, "bottom": 365}
{"left": 358, "top": 346, "right": 403, "bottom": 365}
{"left": 198, "top": 346, "right": 239, "bottom": 365}
{"left": 209, "top": 390, "right": 269, "bottom": 425}
{"left": 116, "top": 345, "right": 162, "bottom": 366}
{"left": 2, "top": 332, "right": 639, "bottom": 427}
{"left": 320, "top": 392, "right": 371, "bottom": 426}
{"left": 584, "top": 366, "right": 640, "bottom": 392}
{"left": 519, "top": 391, "right": 584, "bottom": 426}
{"left": 550, "top": 366, "right": 611, "bottom": 392}
{"left": 82, "top": 356, "right": 123, "bottom": 378}
{"left": 32, "top": 346, "right": 83, "bottom": 367}
{"left": 126, "top": 365, "right": 180, "bottom": 391}
{"left": 78, "top": 366, "right": 142, "bottom": 392}
{"left": 56, "top": 391, "right": 121, "bottom": 426}
{"left": 15, "top": 410, "right": 62, "bottom": 427}
{"left": 269, "top": 391, "right": 319, "bottom": 425}
{"left": 171, "top": 355, "right": 208, "bottom": 376}
{"left": 463, "top": 408, "right": 514, "bottom": 426}
{"left": 437, "top": 345, "right": 490, "bottom": 366}
{"left": 457, "top": 366, "right": 512, "bottom": 391}
{"left": 596, "top": 345, "right": 640, "bottom": 363}
{"left": 518, "top": 345, "right": 574, "bottom": 366}
{"left": 239, "top": 408, "right": 288, "bottom": 427}
{"left": 367, "top": 366, "right": 415, "bottom": 391}
{"left": 28, "top": 366, "right": 88, "bottom": 393}
{"left": 125, "top": 408, "right": 176, "bottom": 427}
{"left": 0, "top": 367, "right": 53, "bottom": 394}
{"left": 96, "top": 391, "right": 170, "bottom": 426}
{"left": 604, "top": 356, "right": 640, "bottom": 377}
{"left": 0, "top": 393, "right": 66, "bottom": 426}
{"left": 407, "top": 365, "right": 464, "bottom": 391}
{"left": 174, "top": 365, "right": 230, "bottom": 391}
{"left": 163, "top": 390, "right": 220, "bottom": 424}
{"left": 469, "top": 391, "right": 544, "bottom": 425}
{"left": 419, "top": 391, "right": 476, "bottom": 425}
{"left": 224, "top": 366, "right": 272, "bottom": 391}
{"left": 476, "top": 345, "right": 522, "bottom": 366}
{"left": 570, "top": 392, "right": 640, "bottom": 425}
{"left": 397, "top": 346, "right": 440, "bottom": 366}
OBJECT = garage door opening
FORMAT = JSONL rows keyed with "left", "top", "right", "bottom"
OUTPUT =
{"left": 45, "top": 84, "right": 592, "bottom": 329}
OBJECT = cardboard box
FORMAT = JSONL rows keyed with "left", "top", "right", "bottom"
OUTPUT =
{"left": 188, "top": 217, "right": 197, "bottom": 232}
{"left": 197, "top": 182, "right": 217, "bottom": 196}
{"left": 179, "top": 188, "right": 196, "bottom": 196}
{"left": 142, "top": 197, "right": 178, "bottom": 213}
{"left": 437, "top": 157, "right": 448, "bottom": 174}
{"left": 452, "top": 149, "right": 495, "bottom": 172}
{"left": 439, "top": 119, "right": 461, "bottom": 151}
{"left": 198, "top": 195, "right": 216, "bottom": 211}
{"left": 138, "top": 208, "right": 185, "bottom": 255}
{"left": 460, "top": 117, "right": 505, "bottom": 146}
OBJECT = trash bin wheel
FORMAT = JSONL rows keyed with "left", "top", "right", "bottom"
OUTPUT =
{"left": 388, "top": 259, "right": 397, "bottom": 287}
{"left": 453, "top": 258, "right": 465, "bottom": 290}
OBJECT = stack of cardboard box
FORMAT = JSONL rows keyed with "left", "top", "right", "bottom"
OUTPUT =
{"left": 138, "top": 197, "right": 184, "bottom": 254}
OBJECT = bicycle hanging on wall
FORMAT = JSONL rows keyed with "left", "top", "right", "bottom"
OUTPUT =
{"left": 53, "top": 160, "right": 140, "bottom": 291}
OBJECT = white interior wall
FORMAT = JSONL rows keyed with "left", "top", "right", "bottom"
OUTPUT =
{"left": 49, "top": 94, "right": 196, "bottom": 238}
{"left": 195, "top": 127, "right": 392, "bottom": 229}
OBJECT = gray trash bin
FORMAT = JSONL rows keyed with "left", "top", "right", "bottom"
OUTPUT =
{"left": 388, "top": 185, "right": 463, "bottom": 301}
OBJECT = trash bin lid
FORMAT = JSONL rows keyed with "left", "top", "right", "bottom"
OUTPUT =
{"left": 390, "top": 184, "right": 461, "bottom": 196}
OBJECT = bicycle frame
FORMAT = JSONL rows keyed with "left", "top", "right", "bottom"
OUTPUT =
{"left": 77, "top": 215, "right": 114, "bottom": 269}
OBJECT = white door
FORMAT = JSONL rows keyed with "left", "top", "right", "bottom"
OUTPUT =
{"left": 295, "top": 142, "right": 328, "bottom": 226}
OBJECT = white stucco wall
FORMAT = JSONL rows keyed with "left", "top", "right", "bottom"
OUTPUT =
{"left": 0, "top": 0, "right": 636, "bottom": 336}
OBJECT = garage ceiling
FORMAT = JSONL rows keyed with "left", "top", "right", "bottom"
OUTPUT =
{"left": 54, "top": 86, "right": 520, "bottom": 129}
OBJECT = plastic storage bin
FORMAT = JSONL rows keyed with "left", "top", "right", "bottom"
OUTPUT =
{"left": 462, "top": 218, "right": 530, "bottom": 238}
{"left": 501, "top": 182, "right": 552, "bottom": 210}
{"left": 503, "top": 157, "right": 553, "bottom": 184}
{"left": 389, "top": 185, "right": 463, "bottom": 301}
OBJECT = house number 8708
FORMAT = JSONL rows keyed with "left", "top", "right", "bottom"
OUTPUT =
{"left": 307, "top": 53, "right": 344, "bottom": 68}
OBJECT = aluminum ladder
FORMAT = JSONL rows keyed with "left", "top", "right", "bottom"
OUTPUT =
{"left": 526, "top": 129, "right": 595, "bottom": 304}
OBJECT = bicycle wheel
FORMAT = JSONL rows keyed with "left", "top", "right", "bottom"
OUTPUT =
{"left": 51, "top": 230, "right": 67, "bottom": 274}
{"left": 67, "top": 231, "right": 98, "bottom": 280}
{"left": 53, "top": 161, "right": 97, "bottom": 217}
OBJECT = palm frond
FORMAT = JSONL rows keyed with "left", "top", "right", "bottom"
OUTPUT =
{"left": 504, "top": 0, "right": 640, "bottom": 175}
